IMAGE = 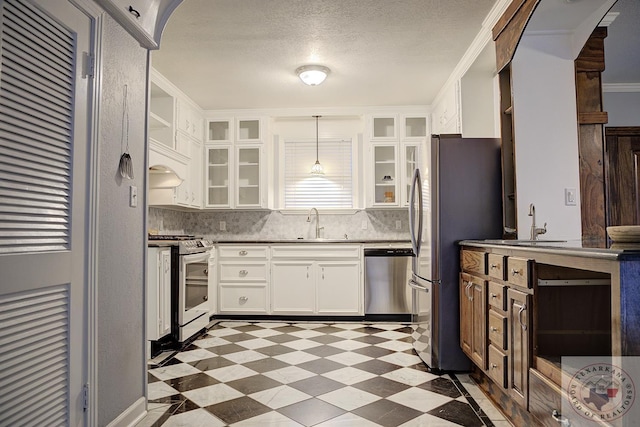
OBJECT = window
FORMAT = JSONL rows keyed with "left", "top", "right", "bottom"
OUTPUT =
{"left": 283, "top": 139, "right": 353, "bottom": 209}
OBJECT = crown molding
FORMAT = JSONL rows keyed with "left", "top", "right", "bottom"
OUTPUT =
{"left": 599, "top": 11, "right": 620, "bottom": 27}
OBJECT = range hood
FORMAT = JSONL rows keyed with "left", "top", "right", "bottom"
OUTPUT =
{"left": 148, "top": 165, "right": 183, "bottom": 188}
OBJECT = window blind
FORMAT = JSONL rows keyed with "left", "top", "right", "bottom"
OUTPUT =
{"left": 284, "top": 139, "right": 353, "bottom": 208}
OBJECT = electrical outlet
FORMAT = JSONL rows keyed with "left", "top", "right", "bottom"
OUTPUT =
{"left": 564, "top": 188, "right": 577, "bottom": 206}
{"left": 219, "top": 220, "right": 226, "bottom": 231}
{"left": 361, "top": 220, "right": 368, "bottom": 230}
{"left": 129, "top": 185, "right": 137, "bottom": 207}
{"left": 396, "top": 220, "right": 402, "bottom": 230}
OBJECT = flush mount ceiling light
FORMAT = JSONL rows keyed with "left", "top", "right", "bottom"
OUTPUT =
{"left": 310, "top": 115, "right": 324, "bottom": 175}
{"left": 296, "top": 65, "right": 330, "bottom": 86}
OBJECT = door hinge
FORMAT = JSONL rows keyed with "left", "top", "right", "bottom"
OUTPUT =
{"left": 83, "top": 383, "right": 89, "bottom": 411}
{"left": 82, "top": 52, "right": 94, "bottom": 78}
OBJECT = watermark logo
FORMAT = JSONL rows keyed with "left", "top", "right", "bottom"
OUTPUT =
{"left": 567, "top": 362, "right": 636, "bottom": 422}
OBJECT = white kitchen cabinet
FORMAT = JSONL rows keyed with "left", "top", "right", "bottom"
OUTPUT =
{"left": 217, "top": 245, "right": 270, "bottom": 314}
{"left": 236, "top": 118, "right": 262, "bottom": 143}
{"left": 271, "top": 261, "right": 315, "bottom": 314}
{"left": 236, "top": 145, "right": 265, "bottom": 208}
{"left": 207, "top": 118, "right": 233, "bottom": 143}
{"left": 370, "top": 143, "right": 399, "bottom": 207}
{"left": 205, "top": 145, "right": 232, "bottom": 208}
{"left": 149, "top": 78, "right": 176, "bottom": 152}
{"left": 208, "top": 253, "right": 217, "bottom": 315}
{"left": 152, "top": 134, "right": 202, "bottom": 209}
{"left": 177, "top": 98, "right": 204, "bottom": 142}
{"left": 431, "top": 81, "right": 461, "bottom": 135}
{"left": 147, "top": 247, "right": 172, "bottom": 341}
{"left": 94, "top": 0, "right": 181, "bottom": 49}
{"left": 270, "top": 245, "right": 362, "bottom": 315}
{"left": 316, "top": 261, "right": 361, "bottom": 314}
{"left": 366, "top": 113, "right": 427, "bottom": 208}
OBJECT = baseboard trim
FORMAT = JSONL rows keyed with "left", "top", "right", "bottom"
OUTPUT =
{"left": 106, "top": 397, "right": 146, "bottom": 427}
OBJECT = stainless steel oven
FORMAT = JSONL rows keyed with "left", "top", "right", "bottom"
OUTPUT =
{"left": 178, "top": 250, "right": 211, "bottom": 342}
{"left": 148, "top": 235, "right": 214, "bottom": 347}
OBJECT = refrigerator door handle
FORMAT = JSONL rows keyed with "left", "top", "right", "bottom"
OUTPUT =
{"left": 408, "top": 278, "right": 429, "bottom": 292}
{"left": 408, "top": 168, "right": 423, "bottom": 257}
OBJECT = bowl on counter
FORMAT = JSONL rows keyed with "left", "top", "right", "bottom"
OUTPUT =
{"left": 606, "top": 225, "right": 640, "bottom": 242}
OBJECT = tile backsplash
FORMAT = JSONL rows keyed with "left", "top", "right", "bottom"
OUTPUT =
{"left": 149, "top": 208, "right": 409, "bottom": 241}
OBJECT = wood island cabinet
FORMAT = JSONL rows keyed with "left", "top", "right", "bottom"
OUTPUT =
{"left": 459, "top": 240, "right": 640, "bottom": 427}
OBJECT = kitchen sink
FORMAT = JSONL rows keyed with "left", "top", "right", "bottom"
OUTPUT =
{"left": 483, "top": 239, "right": 567, "bottom": 245}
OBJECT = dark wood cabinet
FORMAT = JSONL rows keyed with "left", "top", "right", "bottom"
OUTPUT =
{"left": 507, "top": 287, "right": 530, "bottom": 409}
{"left": 459, "top": 273, "right": 487, "bottom": 369}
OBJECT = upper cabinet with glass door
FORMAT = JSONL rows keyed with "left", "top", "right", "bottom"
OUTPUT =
{"left": 371, "top": 116, "right": 398, "bottom": 140}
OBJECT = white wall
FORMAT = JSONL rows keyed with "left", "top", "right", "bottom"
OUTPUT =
{"left": 511, "top": 33, "right": 582, "bottom": 240}
{"left": 98, "top": 15, "right": 149, "bottom": 426}
{"left": 603, "top": 91, "right": 640, "bottom": 127}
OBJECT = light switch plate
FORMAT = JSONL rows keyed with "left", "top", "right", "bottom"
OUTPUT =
{"left": 564, "top": 188, "right": 577, "bottom": 206}
{"left": 129, "top": 185, "right": 137, "bottom": 207}
{"left": 219, "top": 221, "right": 226, "bottom": 231}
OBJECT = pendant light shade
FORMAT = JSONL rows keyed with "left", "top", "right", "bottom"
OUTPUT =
{"left": 297, "top": 65, "right": 330, "bottom": 86}
{"left": 310, "top": 115, "right": 324, "bottom": 175}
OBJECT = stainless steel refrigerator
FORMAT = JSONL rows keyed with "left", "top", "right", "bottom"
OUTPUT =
{"left": 408, "top": 134, "right": 502, "bottom": 371}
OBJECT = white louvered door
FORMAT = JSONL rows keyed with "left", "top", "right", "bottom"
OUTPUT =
{"left": 0, "top": 0, "right": 92, "bottom": 425}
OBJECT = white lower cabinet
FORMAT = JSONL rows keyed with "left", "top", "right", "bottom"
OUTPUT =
{"left": 147, "top": 247, "right": 172, "bottom": 341}
{"left": 316, "top": 261, "right": 361, "bottom": 314}
{"left": 217, "top": 245, "right": 269, "bottom": 314}
{"left": 270, "top": 245, "right": 363, "bottom": 316}
{"left": 271, "top": 261, "right": 315, "bottom": 314}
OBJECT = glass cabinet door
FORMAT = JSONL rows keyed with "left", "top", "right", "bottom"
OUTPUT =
{"left": 236, "top": 146, "right": 261, "bottom": 207}
{"left": 206, "top": 146, "right": 231, "bottom": 207}
{"left": 373, "top": 144, "right": 397, "bottom": 205}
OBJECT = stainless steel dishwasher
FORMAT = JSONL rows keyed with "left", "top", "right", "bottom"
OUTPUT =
{"left": 364, "top": 248, "right": 414, "bottom": 317}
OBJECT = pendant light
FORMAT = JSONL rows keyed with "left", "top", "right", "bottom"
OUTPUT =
{"left": 310, "top": 115, "right": 324, "bottom": 175}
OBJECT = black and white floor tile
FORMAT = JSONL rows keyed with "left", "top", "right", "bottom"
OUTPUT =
{"left": 137, "top": 321, "right": 511, "bottom": 427}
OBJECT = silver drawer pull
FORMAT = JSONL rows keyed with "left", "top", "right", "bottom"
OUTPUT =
{"left": 490, "top": 293, "right": 498, "bottom": 299}
{"left": 490, "top": 327, "right": 498, "bottom": 332}
{"left": 518, "top": 304, "right": 527, "bottom": 331}
{"left": 490, "top": 263, "right": 499, "bottom": 269}
{"left": 239, "top": 250, "right": 248, "bottom": 256}
{"left": 204, "top": 269, "right": 208, "bottom": 276}
{"left": 511, "top": 268, "right": 522, "bottom": 277}
{"left": 239, "top": 296, "right": 248, "bottom": 303}
{"left": 203, "top": 295, "right": 208, "bottom": 301}
{"left": 239, "top": 269, "right": 248, "bottom": 276}
{"left": 551, "top": 409, "right": 571, "bottom": 426}
{"left": 490, "top": 363, "right": 498, "bottom": 369}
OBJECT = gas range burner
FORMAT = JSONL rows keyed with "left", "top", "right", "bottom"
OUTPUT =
{"left": 148, "top": 234, "right": 196, "bottom": 241}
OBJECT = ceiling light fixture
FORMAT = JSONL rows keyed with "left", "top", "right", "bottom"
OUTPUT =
{"left": 310, "top": 115, "right": 324, "bottom": 175}
{"left": 296, "top": 65, "right": 330, "bottom": 86}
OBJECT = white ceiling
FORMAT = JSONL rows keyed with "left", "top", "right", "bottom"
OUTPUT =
{"left": 151, "top": 0, "right": 638, "bottom": 112}
{"left": 151, "top": 0, "right": 498, "bottom": 111}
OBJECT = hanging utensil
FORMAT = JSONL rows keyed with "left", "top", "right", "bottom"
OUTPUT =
{"left": 119, "top": 84, "right": 134, "bottom": 179}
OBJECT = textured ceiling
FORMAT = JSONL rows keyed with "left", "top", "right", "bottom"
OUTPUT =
{"left": 151, "top": 0, "right": 497, "bottom": 110}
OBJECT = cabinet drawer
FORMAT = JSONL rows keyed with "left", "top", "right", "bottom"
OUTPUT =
{"left": 461, "top": 249, "right": 485, "bottom": 275}
{"left": 487, "top": 344, "right": 507, "bottom": 388}
{"left": 488, "top": 281, "right": 507, "bottom": 311}
{"left": 529, "top": 369, "right": 573, "bottom": 427}
{"left": 219, "top": 284, "right": 267, "bottom": 312}
{"left": 487, "top": 254, "right": 505, "bottom": 280}
{"left": 271, "top": 245, "right": 361, "bottom": 259}
{"left": 219, "top": 246, "right": 269, "bottom": 259}
{"left": 219, "top": 262, "right": 268, "bottom": 281}
{"left": 507, "top": 257, "right": 532, "bottom": 288}
{"left": 488, "top": 309, "right": 507, "bottom": 350}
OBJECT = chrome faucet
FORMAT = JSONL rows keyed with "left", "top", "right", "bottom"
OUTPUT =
{"left": 307, "top": 207, "right": 324, "bottom": 239}
{"left": 528, "top": 203, "right": 547, "bottom": 240}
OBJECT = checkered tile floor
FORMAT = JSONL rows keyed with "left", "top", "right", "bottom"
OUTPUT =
{"left": 139, "top": 321, "right": 509, "bottom": 427}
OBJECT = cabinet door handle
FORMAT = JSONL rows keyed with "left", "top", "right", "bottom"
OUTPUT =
{"left": 306, "top": 266, "right": 309, "bottom": 279}
{"left": 203, "top": 295, "right": 208, "bottom": 301}
{"left": 239, "top": 250, "right": 248, "bottom": 256}
{"left": 467, "top": 281, "right": 474, "bottom": 301}
{"left": 518, "top": 303, "right": 527, "bottom": 331}
{"left": 551, "top": 409, "right": 571, "bottom": 426}
{"left": 322, "top": 267, "right": 325, "bottom": 280}
{"left": 128, "top": 5, "right": 140, "bottom": 19}
{"left": 204, "top": 269, "right": 208, "bottom": 276}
